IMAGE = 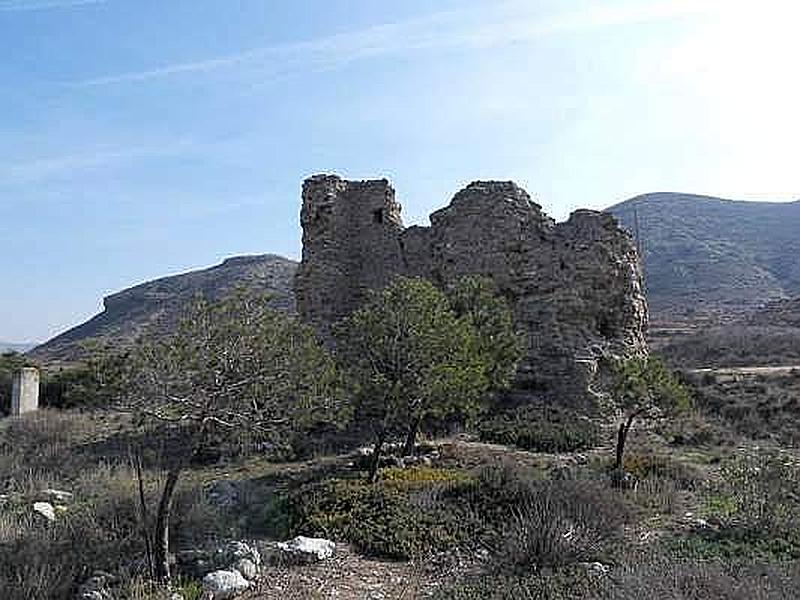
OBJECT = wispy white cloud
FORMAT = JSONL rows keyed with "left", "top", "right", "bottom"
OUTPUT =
{"left": 72, "top": 0, "right": 721, "bottom": 87}
{"left": 0, "top": 0, "right": 106, "bottom": 11}
{"left": 0, "top": 140, "right": 193, "bottom": 184}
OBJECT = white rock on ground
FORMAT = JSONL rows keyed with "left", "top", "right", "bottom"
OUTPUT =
{"left": 277, "top": 535, "right": 336, "bottom": 561}
{"left": 232, "top": 557, "right": 259, "bottom": 580}
{"left": 218, "top": 540, "right": 261, "bottom": 566}
{"left": 40, "top": 488, "right": 73, "bottom": 503}
{"left": 32, "top": 501, "right": 56, "bottom": 522}
{"left": 202, "top": 570, "right": 251, "bottom": 599}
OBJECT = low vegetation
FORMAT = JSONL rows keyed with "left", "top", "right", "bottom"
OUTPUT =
{"left": 688, "top": 370, "right": 800, "bottom": 444}
{"left": 477, "top": 404, "right": 600, "bottom": 453}
{"left": 660, "top": 325, "right": 800, "bottom": 368}
{"left": 2, "top": 283, "right": 799, "bottom": 598}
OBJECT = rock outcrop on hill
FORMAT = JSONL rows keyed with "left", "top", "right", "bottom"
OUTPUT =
{"left": 296, "top": 174, "right": 648, "bottom": 400}
{"left": 30, "top": 255, "right": 298, "bottom": 362}
{"left": 607, "top": 193, "right": 800, "bottom": 322}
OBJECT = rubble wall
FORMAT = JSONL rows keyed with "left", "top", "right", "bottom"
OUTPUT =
{"left": 295, "top": 174, "right": 648, "bottom": 400}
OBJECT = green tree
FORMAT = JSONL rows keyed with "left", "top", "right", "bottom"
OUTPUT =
{"left": 336, "top": 277, "right": 521, "bottom": 481}
{"left": 611, "top": 355, "right": 691, "bottom": 471}
{"left": 448, "top": 275, "right": 523, "bottom": 393}
{"left": 41, "top": 341, "right": 121, "bottom": 409}
{"left": 108, "top": 290, "right": 343, "bottom": 582}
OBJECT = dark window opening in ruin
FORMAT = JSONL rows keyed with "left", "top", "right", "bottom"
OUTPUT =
{"left": 373, "top": 209, "right": 384, "bottom": 224}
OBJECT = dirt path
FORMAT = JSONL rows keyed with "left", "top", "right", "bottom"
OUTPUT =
{"left": 689, "top": 365, "right": 800, "bottom": 376}
{"left": 244, "top": 545, "right": 472, "bottom": 600}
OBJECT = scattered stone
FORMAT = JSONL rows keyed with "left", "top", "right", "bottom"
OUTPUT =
{"left": 202, "top": 569, "right": 250, "bottom": 599}
{"left": 178, "top": 540, "right": 261, "bottom": 581}
{"left": 277, "top": 535, "right": 336, "bottom": 562}
{"left": 32, "top": 501, "right": 55, "bottom": 522}
{"left": 77, "top": 570, "right": 118, "bottom": 599}
{"left": 217, "top": 540, "right": 261, "bottom": 567}
{"left": 579, "top": 561, "right": 611, "bottom": 575}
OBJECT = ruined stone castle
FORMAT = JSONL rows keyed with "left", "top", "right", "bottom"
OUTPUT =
{"left": 295, "top": 174, "right": 648, "bottom": 400}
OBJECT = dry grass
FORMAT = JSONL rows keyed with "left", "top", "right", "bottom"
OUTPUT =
{"left": 0, "top": 410, "right": 227, "bottom": 599}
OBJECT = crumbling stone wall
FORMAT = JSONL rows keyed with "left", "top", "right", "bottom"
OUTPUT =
{"left": 295, "top": 174, "right": 648, "bottom": 400}
{"left": 295, "top": 175, "right": 405, "bottom": 337}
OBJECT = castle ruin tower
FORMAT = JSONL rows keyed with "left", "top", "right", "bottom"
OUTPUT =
{"left": 294, "top": 173, "right": 648, "bottom": 403}
{"left": 295, "top": 174, "right": 405, "bottom": 336}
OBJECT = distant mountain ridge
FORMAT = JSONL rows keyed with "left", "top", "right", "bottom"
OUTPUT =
{"left": 0, "top": 342, "right": 35, "bottom": 354}
{"left": 30, "top": 254, "right": 298, "bottom": 362}
{"left": 29, "top": 192, "right": 800, "bottom": 362}
{"left": 607, "top": 193, "right": 800, "bottom": 321}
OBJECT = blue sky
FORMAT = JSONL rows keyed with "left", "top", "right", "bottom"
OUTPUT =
{"left": 2, "top": 0, "right": 799, "bottom": 342}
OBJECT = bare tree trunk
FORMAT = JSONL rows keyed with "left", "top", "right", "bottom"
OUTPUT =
{"left": 132, "top": 451, "right": 154, "bottom": 579}
{"left": 153, "top": 467, "right": 181, "bottom": 582}
{"left": 369, "top": 432, "right": 387, "bottom": 484}
{"left": 402, "top": 415, "right": 422, "bottom": 456}
{"left": 614, "top": 411, "right": 639, "bottom": 471}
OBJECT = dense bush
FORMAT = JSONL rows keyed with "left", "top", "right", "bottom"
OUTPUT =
{"left": 621, "top": 453, "right": 701, "bottom": 491}
{"left": 40, "top": 363, "right": 114, "bottom": 409}
{"left": 488, "top": 483, "right": 629, "bottom": 572}
{"left": 478, "top": 406, "right": 600, "bottom": 453}
{"left": 283, "top": 461, "right": 632, "bottom": 567}
{"left": 443, "top": 462, "right": 632, "bottom": 573}
{"left": 286, "top": 475, "right": 469, "bottom": 559}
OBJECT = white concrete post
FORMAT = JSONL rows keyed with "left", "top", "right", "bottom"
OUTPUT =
{"left": 11, "top": 367, "right": 39, "bottom": 415}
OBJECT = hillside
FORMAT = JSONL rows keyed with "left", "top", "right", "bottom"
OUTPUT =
{"left": 607, "top": 193, "right": 800, "bottom": 322}
{"left": 748, "top": 297, "right": 800, "bottom": 328}
{"left": 30, "top": 254, "right": 298, "bottom": 362}
{"left": 658, "top": 296, "right": 800, "bottom": 369}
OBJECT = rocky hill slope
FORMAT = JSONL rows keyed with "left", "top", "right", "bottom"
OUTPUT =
{"left": 607, "top": 193, "right": 800, "bottom": 322}
{"left": 30, "top": 255, "right": 298, "bottom": 362}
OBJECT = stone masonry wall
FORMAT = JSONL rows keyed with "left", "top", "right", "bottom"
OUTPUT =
{"left": 295, "top": 175, "right": 405, "bottom": 337}
{"left": 295, "top": 174, "right": 648, "bottom": 401}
